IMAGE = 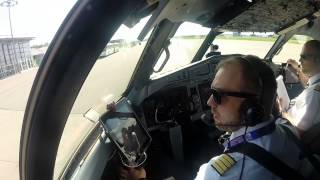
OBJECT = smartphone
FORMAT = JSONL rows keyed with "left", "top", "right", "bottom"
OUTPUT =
{"left": 284, "top": 64, "right": 299, "bottom": 83}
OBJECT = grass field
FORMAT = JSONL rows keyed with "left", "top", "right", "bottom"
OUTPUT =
{"left": 176, "top": 34, "right": 310, "bottom": 44}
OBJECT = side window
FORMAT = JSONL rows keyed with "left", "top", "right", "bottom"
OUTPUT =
{"left": 53, "top": 17, "right": 151, "bottom": 178}
{"left": 272, "top": 35, "right": 313, "bottom": 64}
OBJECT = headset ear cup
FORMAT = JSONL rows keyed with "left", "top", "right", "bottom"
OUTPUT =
{"left": 240, "top": 99, "right": 265, "bottom": 126}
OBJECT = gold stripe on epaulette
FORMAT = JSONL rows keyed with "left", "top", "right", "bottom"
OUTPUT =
{"left": 222, "top": 154, "right": 236, "bottom": 165}
{"left": 211, "top": 161, "right": 224, "bottom": 175}
{"left": 219, "top": 155, "right": 233, "bottom": 168}
{"left": 211, "top": 154, "right": 236, "bottom": 176}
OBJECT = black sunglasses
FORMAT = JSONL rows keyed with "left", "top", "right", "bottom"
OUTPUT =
{"left": 210, "top": 88, "right": 259, "bottom": 105}
{"left": 300, "top": 54, "right": 316, "bottom": 61}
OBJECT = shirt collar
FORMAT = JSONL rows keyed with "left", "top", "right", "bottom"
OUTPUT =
{"left": 308, "top": 73, "right": 320, "bottom": 86}
{"left": 229, "top": 117, "right": 274, "bottom": 141}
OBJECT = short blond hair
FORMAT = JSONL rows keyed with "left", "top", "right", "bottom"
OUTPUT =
{"left": 215, "top": 55, "right": 276, "bottom": 116}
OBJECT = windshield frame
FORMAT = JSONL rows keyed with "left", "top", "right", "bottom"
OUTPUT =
{"left": 19, "top": 0, "right": 133, "bottom": 179}
{"left": 125, "top": 19, "right": 180, "bottom": 93}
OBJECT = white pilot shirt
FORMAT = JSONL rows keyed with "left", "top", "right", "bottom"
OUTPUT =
{"left": 287, "top": 73, "right": 320, "bottom": 131}
{"left": 195, "top": 120, "right": 306, "bottom": 180}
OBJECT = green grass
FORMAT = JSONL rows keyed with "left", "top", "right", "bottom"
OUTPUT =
{"left": 216, "top": 35, "right": 277, "bottom": 42}
{"left": 174, "top": 35, "right": 308, "bottom": 44}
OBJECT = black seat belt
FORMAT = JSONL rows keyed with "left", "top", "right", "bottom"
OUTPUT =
{"left": 226, "top": 142, "right": 306, "bottom": 180}
{"left": 279, "top": 124, "right": 320, "bottom": 172}
{"left": 169, "top": 125, "right": 184, "bottom": 163}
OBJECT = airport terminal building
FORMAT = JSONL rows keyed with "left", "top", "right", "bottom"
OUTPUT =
{"left": 0, "top": 37, "right": 34, "bottom": 79}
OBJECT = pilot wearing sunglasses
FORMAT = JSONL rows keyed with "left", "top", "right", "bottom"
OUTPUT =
{"left": 195, "top": 55, "right": 311, "bottom": 180}
{"left": 118, "top": 56, "right": 314, "bottom": 180}
{"left": 281, "top": 40, "right": 320, "bottom": 135}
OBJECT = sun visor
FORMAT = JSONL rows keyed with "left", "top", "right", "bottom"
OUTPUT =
{"left": 123, "top": 0, "right": 159, "bottom": 28}
{"left": 137, "top": 0, "right": 228, "bottom": 40}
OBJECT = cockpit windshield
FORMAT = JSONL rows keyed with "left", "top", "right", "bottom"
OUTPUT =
{"left": 150, "top": 29, "right": 278, "bottom": 80}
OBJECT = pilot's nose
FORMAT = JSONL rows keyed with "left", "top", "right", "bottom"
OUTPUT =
{"left": 299, "top": 57, "right": 305, "bottom": 65}
{"left": 207, "top": 95, "right": 217, "bottom": 109}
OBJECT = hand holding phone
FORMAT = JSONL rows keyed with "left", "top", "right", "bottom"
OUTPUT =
{"left": 286, "top": 59, "right": 300, "bottom": 72}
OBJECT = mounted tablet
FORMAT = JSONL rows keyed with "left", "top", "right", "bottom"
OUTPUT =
{"left": 100, "top": 98, "right": 152, "bottom": 167}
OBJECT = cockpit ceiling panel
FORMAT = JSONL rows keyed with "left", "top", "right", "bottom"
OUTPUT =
{"left": 215, "top": 0, "right": 315, "bottom": 32}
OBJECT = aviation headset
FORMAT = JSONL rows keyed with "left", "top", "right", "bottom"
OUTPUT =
{"left": 238, "top": 56, "right": 265, "bottom": 127}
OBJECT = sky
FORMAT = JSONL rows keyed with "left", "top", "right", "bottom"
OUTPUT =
{"left": 0, "top": 0, "right": 273, "bottom": 46}
{"left": 0, "top": 0, "right": 211, "bottom": 46}
{"left": 0, "top": 0, "right": 77, "bottom": 45}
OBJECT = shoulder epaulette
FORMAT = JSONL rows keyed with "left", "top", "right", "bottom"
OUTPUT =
{"left": 211, "top": 153, "right": 236, "bottom": 176}
{"left": 314, "top": 85, "right": 320, "bottom": 92}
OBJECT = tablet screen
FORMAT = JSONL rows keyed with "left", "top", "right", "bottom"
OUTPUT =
{"left": 105, "top": 116, "right": 149, "bottom": 157}
{"left": 101, "top": 98, "right": 151, "bottom": 164}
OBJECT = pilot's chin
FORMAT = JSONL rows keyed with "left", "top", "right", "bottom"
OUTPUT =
{"left": 215, "top": 125, "right": 240, "bottom": 132}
